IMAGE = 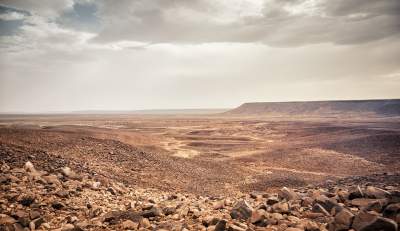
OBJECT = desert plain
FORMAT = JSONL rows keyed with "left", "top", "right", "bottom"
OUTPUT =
{"left": 1, "top": 104, "right": 400, "bottom": 230}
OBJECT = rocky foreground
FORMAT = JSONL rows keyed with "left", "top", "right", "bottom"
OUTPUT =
{"left": 1, "top": 162, "right": 399, "bottom": 231}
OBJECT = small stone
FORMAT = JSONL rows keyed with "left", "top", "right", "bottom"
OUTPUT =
{"left": 141, "top": 206, "right": 163, "bottom": 218}
{"left": 348, "top": 186, "right": 364, "bottom": 200}
{"left": 121, "top": 220, "right": 139, "bottom": 230}
{"left": 56, "top": 190, "right": 69, "bottom": 198}
{"left": 139, "top": 217, "right": 151, "bottom": 228}
{"left": 279, "top": 187, "right": 299, "bottom": 201}
{"left": 42, "top": 174, "right": 61, "bottom": 185}
{"left": 61, "top": 223, "right": 75, "bottom": 231}
{"left": 250, "top": 209, "right": 265, "bottom": 224}
{"left": 214, "top": 219, "right": 227, "bottom": 231}
{"left": 213, "top": 200, "right": 225, "bottom": 210}
{"left": 29, "top": 217, "right": 44, "bottom": 230}
{"left": 230, "top": 200, "right": 254, "bottom": 220}
{"left": 52, "top": 201, "right": 65, "bottom": 210}
{"left": 228, "top": 223, "right": 247, "bottom": 231}
{"left": 61, "top": 167, "right": 79, "bottom": 179}
{"left": 24, "top": 161, "right": 35, "bottom": 172}
{"left": 30, "top": 210, "right": 41, "bottom": 220}
{"left": 163, "top": 206, "right": 176, "bottom": 216}
{"left": 312, "top": 203, "right": 330, "bottom": 216}
{"left": 19, "top": 195, "right": 35, "bottom": 206}
{"left": 272, "top": 202, "right": 289, "bottom": 214}
{"left": 266, "top": 196, "right": 280, "bottom": 205}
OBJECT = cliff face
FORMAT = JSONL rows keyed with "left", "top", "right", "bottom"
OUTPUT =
{"left": 225, "top": 99, "right": 400, "bottom": 116}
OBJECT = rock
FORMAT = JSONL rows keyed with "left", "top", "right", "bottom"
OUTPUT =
{"left": 0, "top": 214, "right": 16, "bottom": 225}
{"left": 52, "top": 201, "right": 65, "bottom": 210}
{"left": 285, "top": 228, "right": 303, "bottom": 231}
{"left": 121, "top": 220, "right": 139, "bottom": 230}
{"left": 214, "top": 219, "right": 227, "bottom": 231}
{"left": 230, "top": 200, "right": 253, "bottom": 220}
{"left": 89, "top": 207, "right": 103, "bottom": 218}
{"left": 328, "top": 208, "right": 354, "bottom": 231}
{"left": 279, "top": 187, "right": 299, "bottom": 201}
{"left": 366, "top": 199, "right": 387, "bottom": 213}
{"left": 29, "top": 217, "right": 44, "bottom": 230}
{"left": 163, "top": 206, "right": 177, "bottom": 216}
{"left": 213, "top": 200, "right": 225, "bottom": 210}
{"left": 141, "top": 206, "right": 163, "bottom": 218}
{"left": 24, "top": 161, "right": 35, "bottom": 172}
{"left": 42, "top": 174, "right": 61, "bottom": 185}
{"left": 267, "top": 196, "right": 280, "bottom": 205}
{"left": 56, "top": 190, "right": 70, "bottom": 198}
{"left": 13, "top": 210, "right": 28, "bottom": 219}
{"left": 301, "top": 197, "right": 314, "bottom": 207}
{"left": 139, "top": 217, "right": 151, "bottom": 228}
{"left": 250, "top": 209, "right": 265, "bottom": 224}
{"left": 312, "top": 203, "right": 330, "bottom": 216}
{"left": 12, "top": 223, "right": 25, "bottom": 231}
{"left": 107, "top": 187, "right": 117, "bottom": 195}
{"left": 18, "top": 194, "right": 35, "bottom": 206}
{"left": 365, "top": 186, "right": 391, "bottom": 199}
{"left": 104, "top": 210, "right": 142, "bottom": 225}
{"left": 314, "top": 195, "right": 338, "bottom": 213}
{"left": 61, "top": 167, "right": 79, "bottom": 179}
{"left": 61, "top": 223, "right": 76, "bottom": 231}
{"left": 300, "top": 220, "right": 320, "bottom": 231}
{"left": 272, "top": 202, "right": 290, "bottom": 214}
{"left": 228, "top": 223, "right": 247, "bottom": 231}
{"left": 383, "top": 203, "right": 400, "bottom": 222}
{"left": 352, "top": 210, "right": 398, "bottom": 231}
{"left": 350, "top": 198, "right": 387, "bottom": 209}
{"left": 349, "top": 186, "right": 364, "bottom": 200}
{"left": 30, "top": 210, "right": 41, "bottom": 220}
{"left": 91, "top": 181, "right": 101, "bottom": 190}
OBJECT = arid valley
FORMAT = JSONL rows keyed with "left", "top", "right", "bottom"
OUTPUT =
{"left": 1, "top": 100, "right": 400, "bottom": 231}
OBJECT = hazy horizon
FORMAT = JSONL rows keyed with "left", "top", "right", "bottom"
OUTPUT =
{"left": 1, "top": 0, "right": 400, "bottom": 113}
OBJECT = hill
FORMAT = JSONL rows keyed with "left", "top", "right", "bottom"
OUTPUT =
{"left": 224, "top": 99, "right": 400, "bottom": 117}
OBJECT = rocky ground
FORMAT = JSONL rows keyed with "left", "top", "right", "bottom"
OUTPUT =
{"left": 1, "top": 116, "right": 399, "bottom": 231}
{"left": 1, "top": 161, "right": 399, "bottom": 231}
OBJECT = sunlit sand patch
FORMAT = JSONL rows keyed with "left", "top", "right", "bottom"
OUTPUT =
{"left": 160, "top": 138, "right": 200, "bottom": 158}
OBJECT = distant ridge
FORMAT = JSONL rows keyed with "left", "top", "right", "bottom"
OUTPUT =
{"left": 224, "top": 99, "right": 400, "bottom": 117}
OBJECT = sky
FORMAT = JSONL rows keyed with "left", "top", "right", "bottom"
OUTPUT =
{"left": 0, "top": 0, "right": 399, "bottom": 113}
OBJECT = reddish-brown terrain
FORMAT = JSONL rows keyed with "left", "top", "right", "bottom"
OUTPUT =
{"left": 1, "top": 101, "right": 400, "bottom": 230}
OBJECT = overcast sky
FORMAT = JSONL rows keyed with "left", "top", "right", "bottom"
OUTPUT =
{"left": 0, "top": 0, "right": 399, "bottom": 112}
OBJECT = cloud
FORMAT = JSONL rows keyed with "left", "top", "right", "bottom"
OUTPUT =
{"left": 90, "top": 0, "right": 400, "bottom": 46}
{"left": 0, "top": 0, "right": 400, "bottom": 112}
{"left": 0, "top": 11, "right": 25, "bottom": 20}
{"left": 0, "top": 0, "right": 74, "bottom": 18}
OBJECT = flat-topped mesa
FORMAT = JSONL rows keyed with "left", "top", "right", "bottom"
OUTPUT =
{"left": 224, "top": 99, "right": 400, "bottom": 117}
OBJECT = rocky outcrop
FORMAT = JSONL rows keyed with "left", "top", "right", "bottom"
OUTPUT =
{"left": 1, "top": 162, "right": 399, "bottom": 230}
